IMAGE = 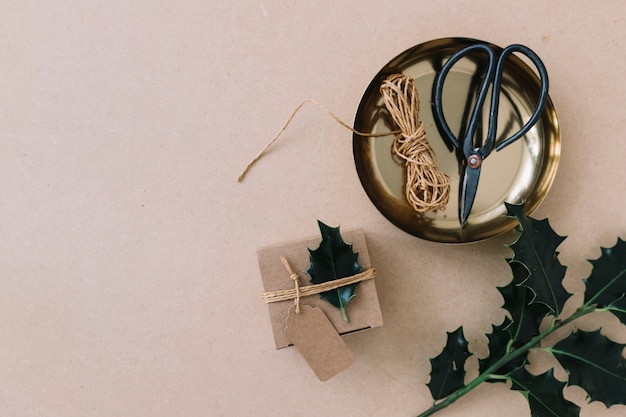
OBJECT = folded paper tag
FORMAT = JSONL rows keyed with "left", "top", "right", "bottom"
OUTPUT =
{"left": 284, "top": 304, "right": 355, "bottom": 381}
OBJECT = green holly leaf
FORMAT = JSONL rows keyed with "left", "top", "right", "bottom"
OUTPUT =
{"left": 306, "top": 220, "right": 362, "bottom": 322}
{"left": 499, "top": 274, "right": 548, "bottom": 345}
{"left": 478, "top": 286, "right": 543, "bottom": 375}
{"left": 478, "top": 317, "right": 520, "bottom": 378}
{"left": 505, "top": 203, "right": 570, "bottom": 316}
{"left": 479, "top": 242, "right": 555, "bottom": 376}
{"left": 509, "top": 367, "right": 581, "bottom": 417}
{"left": 549, "top": 330, "right": 626, "bottom": 407}
{"left": 583, "top": 238, "right": 626, "bottom": 324}
{"left": 427, "top": 327, "right": 472, "bottom": 401}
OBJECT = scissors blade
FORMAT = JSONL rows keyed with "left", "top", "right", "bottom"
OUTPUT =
{"left": 459, "top": 164, "right": 481, "bottom": 227}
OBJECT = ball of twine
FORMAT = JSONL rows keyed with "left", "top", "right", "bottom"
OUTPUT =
{"left": 380, "top": 74, "right": 450, "bottom": 213}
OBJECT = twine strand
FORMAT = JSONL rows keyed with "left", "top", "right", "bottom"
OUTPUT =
{"left": 280, "top": 256, "right": 301, "bottom": 314}
{"left": 380, "top": 74, "right": 450, "bottom": 212}
{"left": 262, "top": 268, "right": 376, "bottom": 304}
{"left": 238, "top": 75, "right": 450, "bottom": 212}
{"left": 237, "top": 99, "right": 396, "bottom": 182}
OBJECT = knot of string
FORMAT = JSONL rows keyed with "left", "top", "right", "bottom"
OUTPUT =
{"left": 261, "top": 267, "right": 376, "bottom": 305}
{"left": 280, "top": 256, "right": 301, "bottom": 314}
{"left": 380, "top": 74, "right": 450, "bottom": 212}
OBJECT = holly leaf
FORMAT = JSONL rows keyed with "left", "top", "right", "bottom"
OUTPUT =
{"left": 479, "top": 284, "right": 545, "bottom": 376}
{"left": 505, "top": 203, "right": 570, "bottom": 317}
{"left": 583, "top": 237, "right": 626, "bottom": 324}
{"left": 427, "top": 327, "right": 472, "bottom": 401}
{"left": 550, "top": 330, "right": 626, "bottom": 407}
{"left": 479, "top": 237, "right": 556, "bottom": 377}
{"left": 479, "top": 317, "right": 521, "bottom": 378}
{"left": 499, "top": 273, "right": 548, "bottom": 345}
{"left": 509, "top": 367, "right": 581, "bottom": 417}
{"left": 306, "top": 220, "right": 362, "bottom": 322}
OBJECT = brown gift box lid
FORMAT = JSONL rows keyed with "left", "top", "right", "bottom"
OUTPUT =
{"left": 257, "top": 227, "right": 383, "bottom": 349}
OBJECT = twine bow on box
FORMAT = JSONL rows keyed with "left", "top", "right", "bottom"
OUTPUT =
{"left": 261, "top": 256, "right": 376, "bottom": 314}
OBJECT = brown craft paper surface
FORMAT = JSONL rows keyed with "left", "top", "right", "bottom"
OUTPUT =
{"left": 257, "top": 228, "right": 383, "bottom": 349}
{"left": 284, "top": 305, "right": 355, "bottom": 381}
{"left": 8, "top": 3, "right": 626, "bottom": 416}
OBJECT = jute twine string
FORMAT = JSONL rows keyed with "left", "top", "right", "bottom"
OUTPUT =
{"left": 237, "top": 99, "right": 397, "bottom": 183}
{"left": 238, "top": 75, "right": 450, "bottom": 212}
{"left": 262, "top": 259, "right": 376, "bottom": 307}
{"left": 280, "top": 256, "right": 301, "bottom": 314}
{"left": 380, "top": 74, "right": 450, "bottom": 212}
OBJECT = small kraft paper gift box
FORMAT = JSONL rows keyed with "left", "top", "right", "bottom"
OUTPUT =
{"left": 258, "top": 225, "right": 383, "bottom": 350}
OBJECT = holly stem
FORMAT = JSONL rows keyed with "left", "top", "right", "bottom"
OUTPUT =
{"left": 337, "top": 289, "right": 350, "bottom": 322}
{"left": 415, "top": 306, "right": 596, "bottom": 417}
{"left": 340, "top": 306, "right": 349, "bottom": 322}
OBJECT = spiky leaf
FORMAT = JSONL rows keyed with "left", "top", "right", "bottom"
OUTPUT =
{"left": 505, "top": 203, "right": 570, "bottom": 316}
{"left": 500, "top": 274, "right": 548, "bottom": 344}
{"left": 550, "top": 330, "right": 626, "bottom": 407}
{"left": 478, "top": 317, "right": 521, "bottom": 378}
{"left": 583, "top": 238, "right": 626, "bottom": 324}
{"left": 427, "top": 327, "right": 472, "bottom": 401}
{"left": 306, "top": 221, "right": 362, "bottom": 322}
{"left": 479, "top": 250, "right": 554, "bottom": 376}
{"left": 509, "top": 367, "right": 581, "bottom": 417}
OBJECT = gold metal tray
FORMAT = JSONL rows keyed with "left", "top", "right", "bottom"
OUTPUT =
{"left": 353, "top": 38, "right": 560, "bottom": 243}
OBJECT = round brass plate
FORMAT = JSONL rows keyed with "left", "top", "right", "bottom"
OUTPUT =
{"left": 353, "top": 38, "right": 560, "bottom": 243}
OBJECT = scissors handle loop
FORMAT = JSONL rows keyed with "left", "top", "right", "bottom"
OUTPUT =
{"left": 432, "top": 43, "right": 549, "bottom": 159}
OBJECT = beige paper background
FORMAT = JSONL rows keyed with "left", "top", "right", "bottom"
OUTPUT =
{"left": 2, "top": 1, "right": 626, "bottom": 416}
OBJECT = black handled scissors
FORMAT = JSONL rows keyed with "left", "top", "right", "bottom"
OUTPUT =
{"left": 432, "top": 43, "right": 549, "bottom": 227}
